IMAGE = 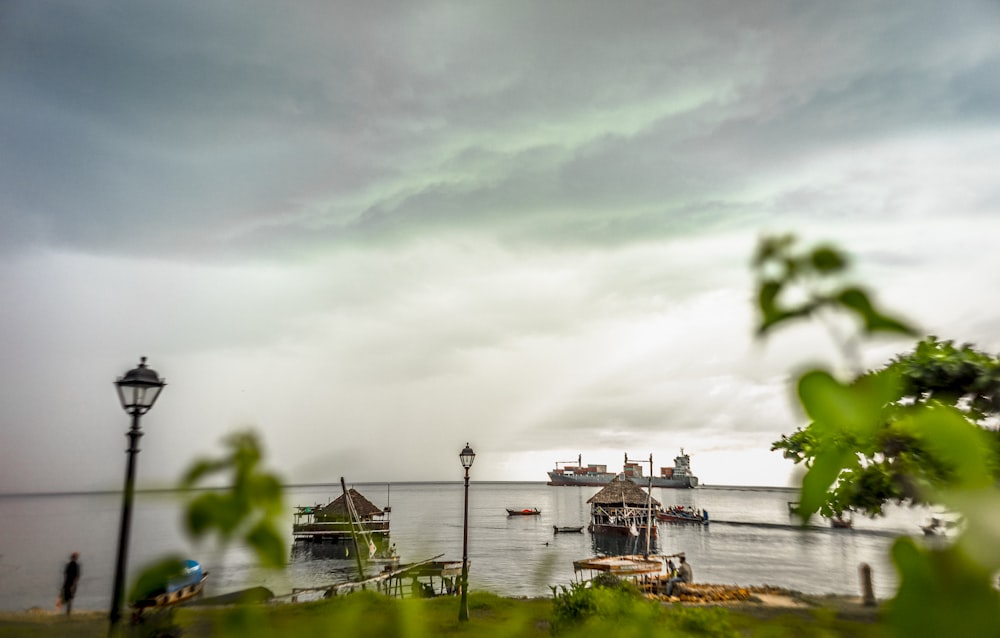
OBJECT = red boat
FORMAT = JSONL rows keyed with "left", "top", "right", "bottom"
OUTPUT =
{"left": 830, "top": 516, "right": 853, "bottom": 529}
{"left": 506, "top": 508, "right": 541, "bottom": 516}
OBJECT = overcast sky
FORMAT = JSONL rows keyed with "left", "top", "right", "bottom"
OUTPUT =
{"left": 2, "top": 1, "right": 999, "bottom": 493}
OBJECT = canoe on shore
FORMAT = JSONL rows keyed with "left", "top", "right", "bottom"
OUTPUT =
{"left": 132, "top": 560, "right": 208, "bottom": 612}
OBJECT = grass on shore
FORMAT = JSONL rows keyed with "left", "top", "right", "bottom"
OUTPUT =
{"left": 0, "top": 591, "right": 887, "bottom": 638}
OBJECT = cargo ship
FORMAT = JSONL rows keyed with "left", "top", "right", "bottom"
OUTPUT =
{"left": 547, "top": 450, "right": 698, "bottom": 488}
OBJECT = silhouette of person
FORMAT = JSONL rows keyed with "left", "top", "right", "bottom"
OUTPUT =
{"left": 61, "top": 552, "right": 80, "bottom": 615}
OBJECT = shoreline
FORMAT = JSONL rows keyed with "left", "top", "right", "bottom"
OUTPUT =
{"left": 0, "top": 590, "right": 883, "bottom": 638}
{"left": 0, "top": 589, "right": 879, "bottom": 620}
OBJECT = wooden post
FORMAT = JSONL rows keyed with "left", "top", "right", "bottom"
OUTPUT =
{"left": 859, "top": 563, "right": 876, "bottom": 607}
{"left": 341, "top": 478, "right": 366, "bottom": 580}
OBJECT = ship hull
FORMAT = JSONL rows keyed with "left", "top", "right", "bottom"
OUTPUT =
{"left": 547, "top": 471, "right": 697, "bottom": 488}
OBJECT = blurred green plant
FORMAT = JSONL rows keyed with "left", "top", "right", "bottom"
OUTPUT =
{"left": 752, "top": 234, "right": 916, "bottom": 365}
{"left": 754, "top": 234, "right": 1000, "bottom": 637}
{"left": 180, "top": 431, "right": 286, "bottom": 569}
{"left": 550, "top": 580, "right": 739, "bottom": 637}
{"left": 126, "top": 431, "right": 285, "bottom": 636}
{"left": 773, "top": 341, "right": 1000, "bottom": 519}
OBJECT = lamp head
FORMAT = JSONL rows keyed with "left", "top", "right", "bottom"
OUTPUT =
{"left": 459, "top": 443, "right": 476, "bottom": 469}
{"left": 115, "top": 356, "right": 166, "bottom": 415}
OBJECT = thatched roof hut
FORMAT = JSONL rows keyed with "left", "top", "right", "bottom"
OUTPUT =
{"left": 587, "top": 474, "right": 660, "bottom": 508}
{"left": 316, "top": 488, "right": 384, "bottom": 521}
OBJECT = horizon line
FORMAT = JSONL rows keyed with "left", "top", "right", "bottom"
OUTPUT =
{"left": 0, "top": 481, "right": 796, "bottom": 498}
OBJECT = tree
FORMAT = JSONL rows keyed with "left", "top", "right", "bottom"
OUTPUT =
{"left": 754, "top": 234, "right": 1000, "bottom": 636}
{"left": 772, "top": 336, "right": 1000, "bottom": 517}
{"left": 894, "top": 336, "right": 1000, "bottom": 422}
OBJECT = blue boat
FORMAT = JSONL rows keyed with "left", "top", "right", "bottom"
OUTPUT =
{"left": 133, "top": 559, "right": 208, "bottom": 610}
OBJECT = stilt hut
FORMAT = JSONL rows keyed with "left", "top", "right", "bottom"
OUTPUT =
{"left": 587, "top": 474, "right": 659, "bottom": 537}
{"left": 293, "top": 488, "right": 392, "bottom": 557}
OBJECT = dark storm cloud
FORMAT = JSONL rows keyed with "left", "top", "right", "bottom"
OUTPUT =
{"left": 3, "top": 1, "right": 997, "bottom": 261}
{"left": 2, "top": 1, "right": 1000, "bottom": 491}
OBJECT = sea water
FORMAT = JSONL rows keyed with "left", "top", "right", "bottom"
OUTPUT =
{"left": 0, "top": 482, "right": 937, "bottom": 612}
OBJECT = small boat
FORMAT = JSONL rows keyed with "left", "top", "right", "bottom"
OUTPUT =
{"left": 506, "top": 508, "right": 541, "bottom": 516}
{"left": 830, "top": 516, "right": 853, "bottom": 529}
{"left": 573, "top": 554, "right": 667, "bottom": 582}
{"left": 132, "top": 559, "right": 208, "bottom": 612}
{"left": 656, "top": 506, "right": 708, "bottom": 525}
{"left": 920, "top": 516, "right": 957, "bottom": 536}
{"left": 553, "top": 525, "right": 584, "bottom": 533}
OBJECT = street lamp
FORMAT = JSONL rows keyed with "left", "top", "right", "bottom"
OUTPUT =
{"left": 458, "top": 443, "right": 475, "bottom": 622}
{"left": 109, "top": 357, "right": 166, "bottom": 629}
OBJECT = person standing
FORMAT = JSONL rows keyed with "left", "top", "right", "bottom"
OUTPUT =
{"left": 61, "top": 552, "right": 80, "bottom": 616}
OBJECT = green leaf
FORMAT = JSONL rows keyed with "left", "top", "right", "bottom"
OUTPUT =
{"left": 129, "top": 555, "right": 187, "bottom": 603}
{"left": 752, "top": 234, "right": 795, "bottom": 268}
{"left": 245, "top": 520, "right": 287, "bottom": 569}
{"left": 906, "top": 405, "right": 994, "bottom": 490}
{"left": 180, "top": 430, "right": 287, "bottom": 570}
{"left": 798, "top": 446, "right": 855, "bottom": 521}
{"left": 758, "top": 279, "right": 782, "bottom": 318}
{"left": 797, "top": 368, "right": 900, "bottom": 440}
{"left": 186, "top": 492, "right": 222, "bottom": 536}
{"left": 836, "top": 287, "right": 918, "bottom": 336}
{"left": 180, "top": 458, "right": 227, "bottom": 488}
{"left": 941, "top": 489, "right": 1000, "bottom": 572}
{"left": 809, "top": 245, "right": 848, "bottom": 274}
{"left": 887, "top": 537, "right": 1000, "bottom": 637}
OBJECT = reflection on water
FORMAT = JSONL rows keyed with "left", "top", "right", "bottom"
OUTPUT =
{"left": 291, "top": 541, "right": 355, "bottom": 561}
{"left": 590, "top": 532, "right": 658, "bottom": 556}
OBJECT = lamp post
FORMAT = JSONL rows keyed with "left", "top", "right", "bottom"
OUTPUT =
{"left": 458, "top": 443, "right": 475, "bottom": 622}
{"left": 109, "top": 357, "right": 165, "bottom": 630}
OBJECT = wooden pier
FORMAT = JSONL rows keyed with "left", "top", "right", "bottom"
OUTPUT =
{"left": 288, "top": 554, "right": 465, "bottom": 602}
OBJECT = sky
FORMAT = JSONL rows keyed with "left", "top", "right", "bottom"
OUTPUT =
{"left": 2, "top": 1, "right": 999, "bottom": 494}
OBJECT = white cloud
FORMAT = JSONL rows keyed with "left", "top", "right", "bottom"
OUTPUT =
{"left": 1, "top": 1, "right": 999, "bottom": 492}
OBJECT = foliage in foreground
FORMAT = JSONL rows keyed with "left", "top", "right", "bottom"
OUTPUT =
{"left": 178, "top": 592, "right": 552, "bottom": 638}
{"left": 551, "top": 579, "right": 739, "bottom": 637}
{"left": 754, "top": 234, "right": 1000, "bottom": 638}
{"left": 126, "top": 431, "right": 285, "bottom": 637}
{"left": 771, "top": 336, "right": 1000, "bottom": 518}
{"left": 0, "top": 590, "right": 887, "bottom": 638}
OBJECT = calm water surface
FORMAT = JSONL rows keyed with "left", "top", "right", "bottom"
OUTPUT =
{"left": 0, "top": 483, "right": 937, "bottom": 612}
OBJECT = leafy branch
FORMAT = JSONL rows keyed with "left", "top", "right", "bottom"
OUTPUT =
{"left": 754, "top": 233, "right": 1000, "bottom": 636}
{"left": 752, "top": 234, "right": 917, "bottom": 372}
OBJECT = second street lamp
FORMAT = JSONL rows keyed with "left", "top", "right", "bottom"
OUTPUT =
{"left": 458, "top": 443, "right": 475, "bottom": 622}
{"left": 109, "top": 357, "right": 166, "bottom": 630}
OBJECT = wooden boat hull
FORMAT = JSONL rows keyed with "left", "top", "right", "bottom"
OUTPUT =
{"left": 657, "top": 515, "right": 707, "bottom": 525}
{"left": 656, "top": 511, "right": 708, "bottom": 525}
{"left": 506, "top": 508, "right": 541, "bottom": 516}
{"left": 133, "top": 575, "right": 207, "bottom": 610}
{"left": 553, "top": 525, "right": 584, "bottom": 533}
